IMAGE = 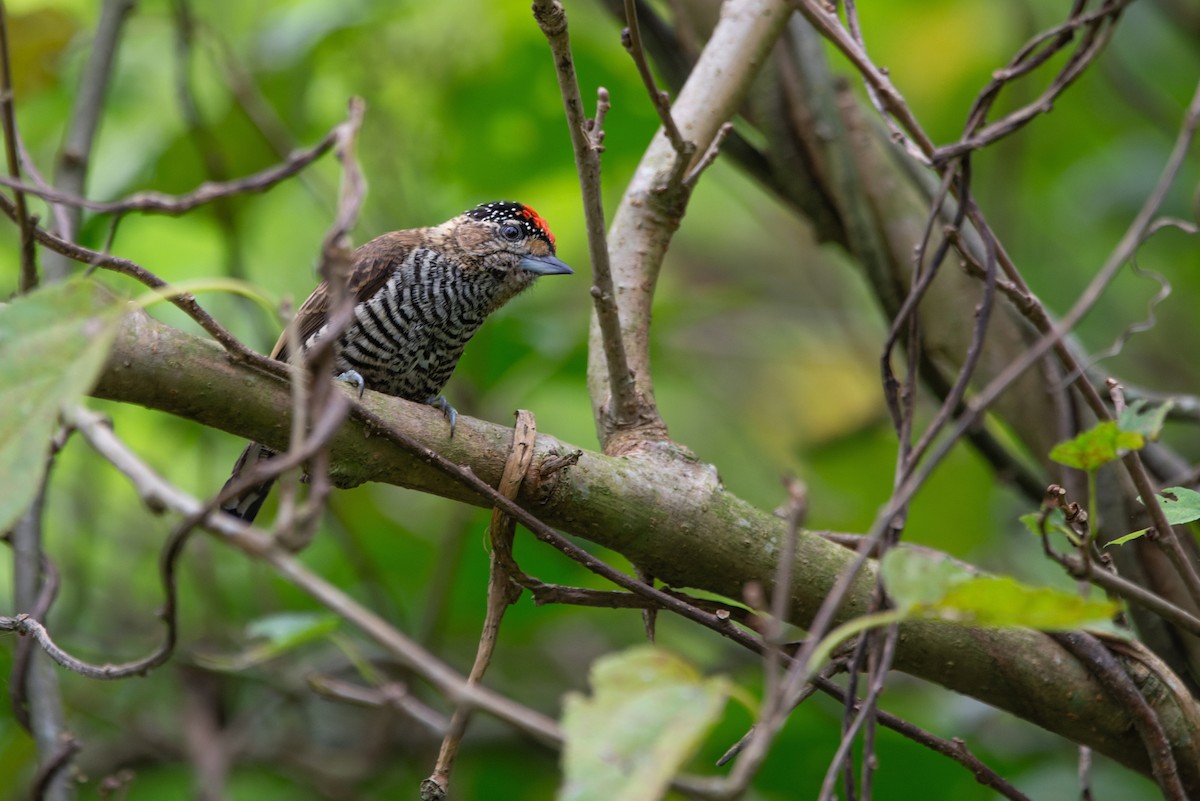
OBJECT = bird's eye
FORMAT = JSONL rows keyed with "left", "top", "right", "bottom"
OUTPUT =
{"left": 499, "top": 223, "right": 523, "bottom": 242}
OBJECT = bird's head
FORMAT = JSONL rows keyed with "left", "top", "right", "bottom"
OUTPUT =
{"left": 448, "top": 202, "right": 573, "bottom": 298}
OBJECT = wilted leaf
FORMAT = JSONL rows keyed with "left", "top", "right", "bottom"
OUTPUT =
{"left": 559, "top": 647, "right": 728, "bottom": 801}
{"left": 0, "top": 281, "right": 121, "bottom": 534}
{"left": 1050, "top": 421, "right": 1143, "bottom": 471}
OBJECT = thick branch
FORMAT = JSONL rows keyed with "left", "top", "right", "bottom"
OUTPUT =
{"left": 90, "top": 308, "right": 1200, "bottom": 791}
{"left": 590, "top": 0, "right": 791, "bottom": 452}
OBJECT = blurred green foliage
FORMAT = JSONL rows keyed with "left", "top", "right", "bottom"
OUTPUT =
{"left": 1, "top": 0, "right": 1196, "bottom": 798}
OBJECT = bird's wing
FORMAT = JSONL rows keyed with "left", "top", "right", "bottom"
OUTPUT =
{"left": 269, "top": 231, "right": 423, "bottom": 362}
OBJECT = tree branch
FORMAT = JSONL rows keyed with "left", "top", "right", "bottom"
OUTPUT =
{"left": 88, "top": 308, "right": 1200, "bottom": 792}
{"left": 590, "top": 0, "right": 791, "bottom": 452}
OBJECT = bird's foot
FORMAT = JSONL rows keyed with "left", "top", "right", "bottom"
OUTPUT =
{"left": 335, "top": 370, "right": 365, "bottom": 398}
{"left": 426, "top": 395, "right": 458, "bottom": 437}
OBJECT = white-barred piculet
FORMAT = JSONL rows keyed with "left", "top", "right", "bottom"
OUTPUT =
{"left": 221, "top": 201, "right": 572, "bottom": 523}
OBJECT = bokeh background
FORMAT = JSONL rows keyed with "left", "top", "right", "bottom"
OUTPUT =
{"left": 2, "top": 0, "right": 1198, "bottom": 798}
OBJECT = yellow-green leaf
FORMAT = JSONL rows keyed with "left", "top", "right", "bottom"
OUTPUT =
{"left": 0, "top": 281, "right": 121, "bottom": 534}
{"left": 559, "top": 647, "right": 728, "bottom": 801}
{"left": 1050, "top": 421, "right": 1144, "bottom": 471}
{"left": 931, "top": 576, "right": 1118, "bottom": 629}
{"left": 879, "top": 548, "right": 975, "bottom": 611}
{"left": 881, "top": 549, "right": 1117, "bottom": 630}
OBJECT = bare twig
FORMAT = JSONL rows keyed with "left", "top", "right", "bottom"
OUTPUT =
{"left": 810, "top": 678, "right": 1033, "bottom": 801}
{"left": 593, "top": 0, "right": 791, "bottom": 450}
{"left": 793, "top": 0, "right": 935, "bottom": 163}
{"left": 933, "top": 1, "right": 1129, "bottom": 164}
{"left": 0, "top": 613, "right": 173, "bottom": 681}
{"left": 682, "top": 122, "right": 733, "bottom": 187}
{"left": 50, "top": 401, "right": 564, "bottom": 746}
{"left": 423, "top": 411, "right": 538, "bottom": 800}
{"left": 0, "top": 125, "right": 339, "bottom": 216}
{"left": 622, "top": 0, "right": 692, "bottom": 157}
{"left": 0, "top": 196, "right": 261, "bottom": 361}
{"left": 273, "top": 96, "right": 366, "bottom": 549}
{"left": 29, "top": 734, "right": 80, "bottom": 801}
{"left": 0, "top": 2, "right": 38, "bottom": 291}
{"left": 1052, "top": 632, "right": 1185, "bottom": 801}
{"left": 43, "top": 0, "right": 136, "bottom": 281}
{"left": 307, "top": 674, "right": 450, "bottom": 735}
{"left": 530, "top": 1, "right": 641, "bottom": 433}
{"left": 9, "top": 480, "right": 73, "bottom": 801}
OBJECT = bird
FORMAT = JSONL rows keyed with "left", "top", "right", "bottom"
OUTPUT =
{"left": 220, "top": 201, "right": 573, "bottom": 523}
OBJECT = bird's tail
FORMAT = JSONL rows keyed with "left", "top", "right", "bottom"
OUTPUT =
{"left": 220, "top": 442, "right": 277, "bottom": 523}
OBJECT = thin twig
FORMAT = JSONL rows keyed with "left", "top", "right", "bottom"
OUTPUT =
{"left": 273, "top": 96, "right": 366, "bottom": 549}
{"left": 307, "top": 674, "right": 449, "bottom": 734}
{"left": 0, "top": 195, "right": 261, "bottom": 361}
{"left": 622, "top": 0, "right": 692, "bottom": 156}
{"left": 8, "top": 470, "right": 73, "bottom": 801}
{"left": 793, "top": 0, "right": 935, "bottom": 163}
{"left": 531, "top": 1, "right": 641, "bottom": 432}
{"left": 809, "top": 677, "right": 1032, "bottom": 801}
{"left": 43, "top": 0, "right": 136, "bottom": 281}
{"left": 0, "top": 2, "right": 38, "bottom": 291}
{"left": 933, "top": 1, "right": 1129, "bottom": 164}
{"left": 423, "top": 411, "right": 537, "bottom": 800}
{"left": 0, "top": 125, "right": 339, "bottom": 216}
{"left": 29, "top": 734, "right": 80, "bottom": 801}
{"left": 50, "top": 401, "right": 565, "bottom": 746}
{"left": 1052, "top": 632, "right": 1185, "bottom": 801}
{"left": 876, "top": 78, "right": 1200, "bottom": 603}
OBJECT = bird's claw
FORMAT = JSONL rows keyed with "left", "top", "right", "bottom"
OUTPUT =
{"left": 335, "top": 370, "right": 365, "bottom": 398}
{"left": 426, "top": 395, "right": 458, "bottom": 437}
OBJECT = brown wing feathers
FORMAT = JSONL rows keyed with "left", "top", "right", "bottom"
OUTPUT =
{"left": 269, "top": 232, "right": 425, "bottom": 362}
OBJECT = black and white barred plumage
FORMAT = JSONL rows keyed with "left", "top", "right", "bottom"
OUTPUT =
{"left": 220, "top": 202, "right": 571, "bottom": 523}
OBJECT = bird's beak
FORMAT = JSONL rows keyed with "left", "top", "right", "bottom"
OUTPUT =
{"left": 519, "top": 253, "right": 574, "bottom": 275}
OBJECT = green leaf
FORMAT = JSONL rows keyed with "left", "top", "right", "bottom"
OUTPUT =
{"left": 1105, "top": 529, "right": 1149, "bottom": 548}
{"left": 1049, "top": 421, "right": 1144, "bottom": 471}
{"left": 1019, "top": 508, "right": 1067, "bottom": 537}
{"left": 1152, "top": 487, "right": 1200, "bottom": 526}
{"left": 560, "top": 647, "right": 729, "bottom": 801}
{"left": 931, "top": 576, "right": 1118, "bottom": 629}
{"left": 1118, "top": 399, "right": 1173, "bottom": 441}
{"left": 879, "top": 548, "right": 975, "bottom": 611}
{"left": 1018, "top": 507, "right": 1080, "bottom": 545}
{"left": 195, "top": 612, "right": 341, "bottom": 671}
{"left": 881, "top": 549, "right": 1117, "bottom": 630}
{"left": 245, "top": 611, "right": 341, "bottom": 646}
{"left": 0, "top": 281, "right": 121, "bottom": 534}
